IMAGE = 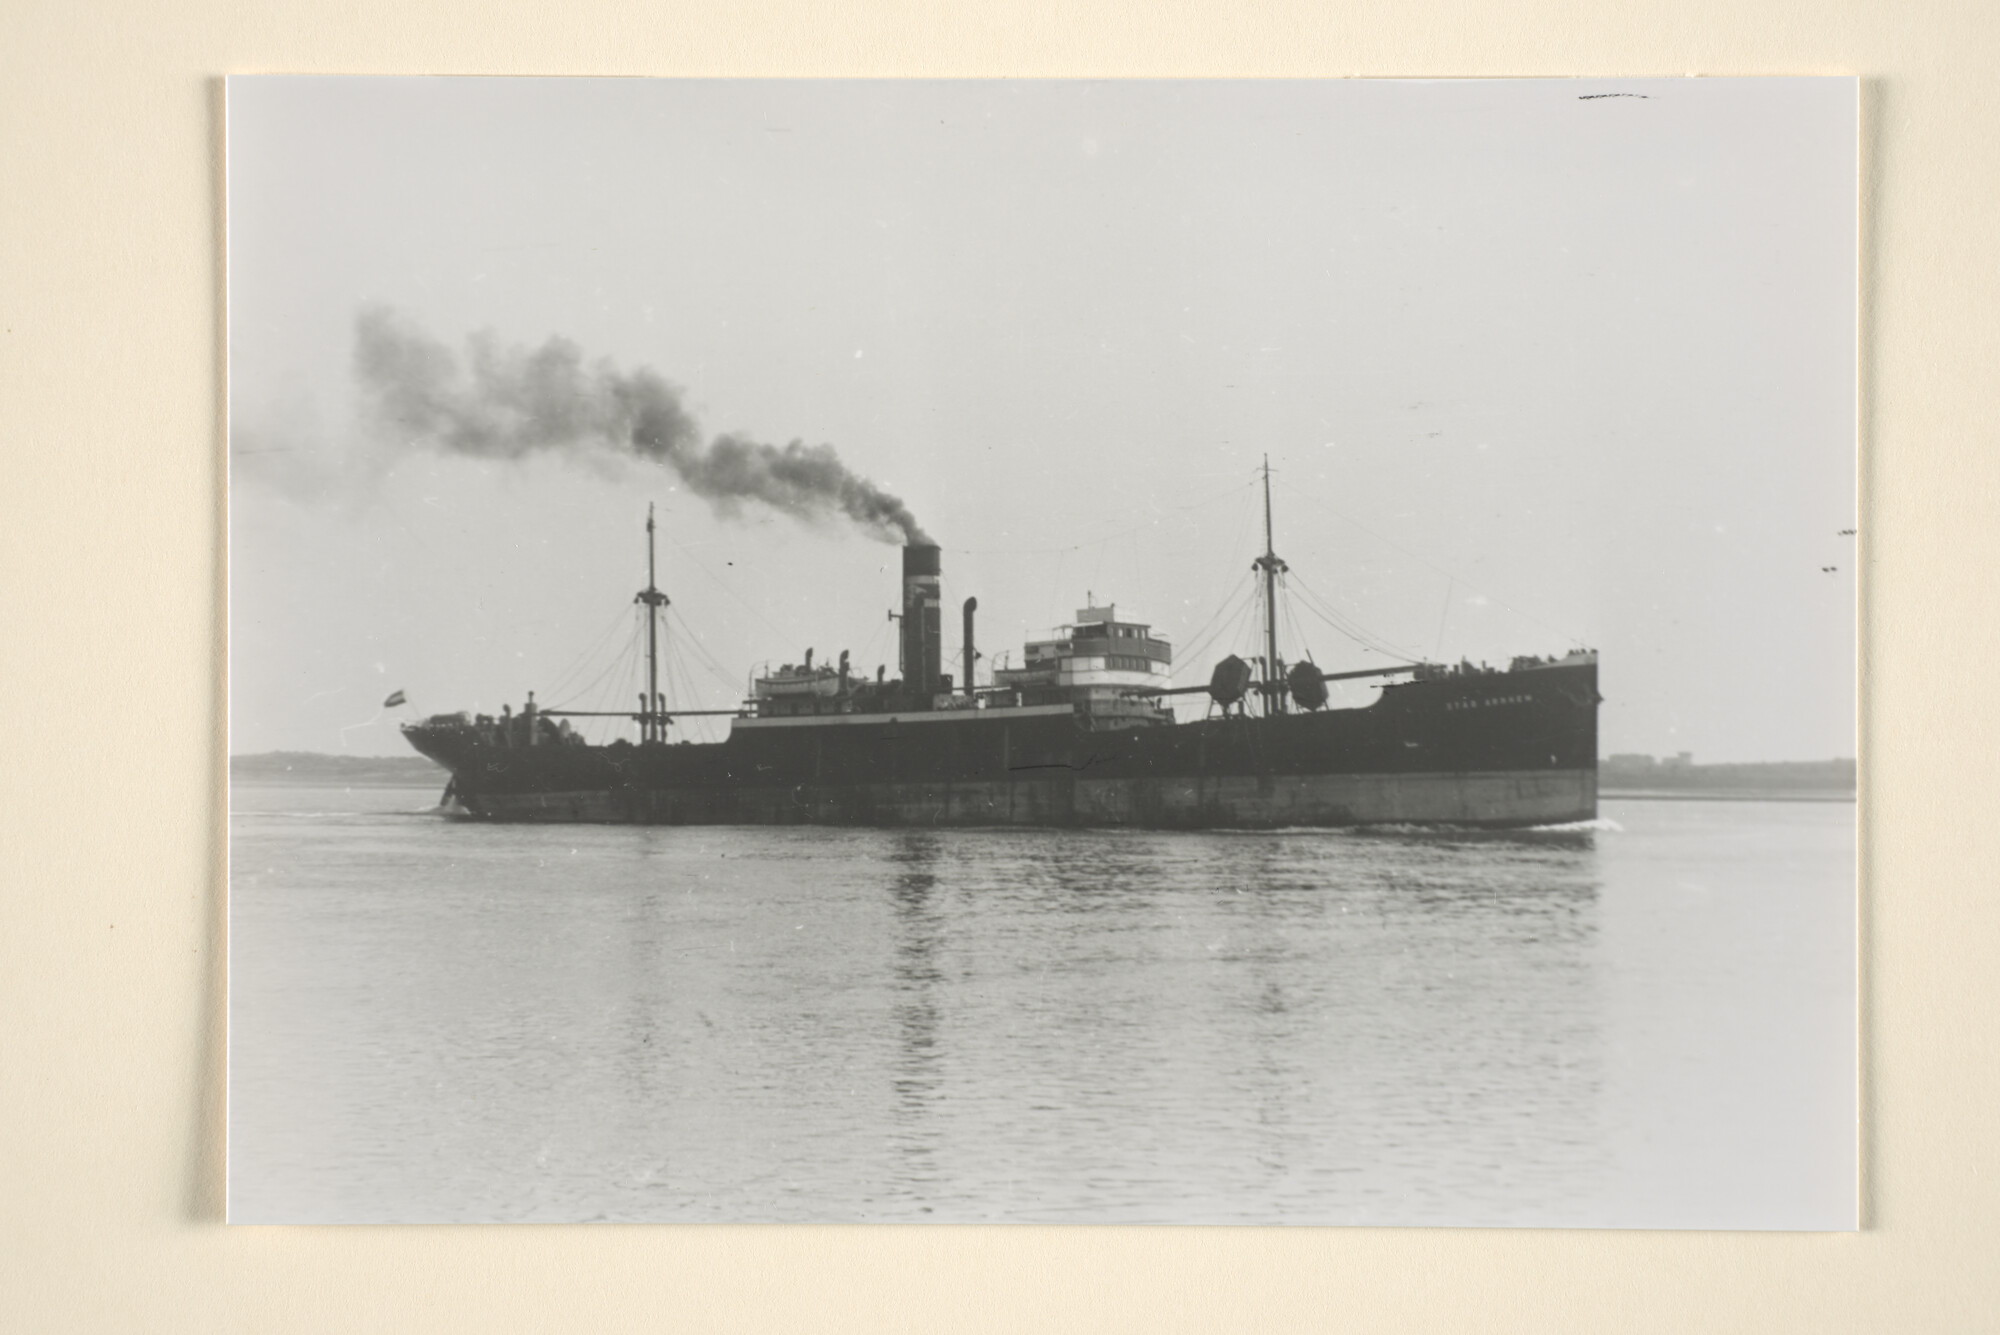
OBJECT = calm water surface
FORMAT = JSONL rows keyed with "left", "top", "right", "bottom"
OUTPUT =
{"left": 228, "top": 787, "right": 1854, "bottom": 1226}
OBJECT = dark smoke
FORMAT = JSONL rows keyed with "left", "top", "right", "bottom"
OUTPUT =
{"left": 353, "top": 305, "right": 929, "bottom": 544}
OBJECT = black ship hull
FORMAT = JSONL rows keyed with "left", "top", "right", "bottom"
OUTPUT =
{"left": 403, "top": 658, "right": 1598, "bottom": 830}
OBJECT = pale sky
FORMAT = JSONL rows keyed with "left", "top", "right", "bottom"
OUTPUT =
{"left": 228, "top": 77, "right": 1856, "bottom": 761}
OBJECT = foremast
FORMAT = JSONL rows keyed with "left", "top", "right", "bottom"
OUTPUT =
{"left": 636, "top": 504, "right": 670, "bottom": 743}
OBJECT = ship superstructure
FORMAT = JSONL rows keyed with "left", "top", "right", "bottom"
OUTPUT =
{"left": 402, "top": 464, "right": 1599, "bottom": 828}
{"left": 990, "top": 604, "right": 1174, "bottom": 726}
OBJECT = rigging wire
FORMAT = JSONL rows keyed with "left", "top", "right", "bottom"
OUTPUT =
{"left": 556, "top": 608, "right": 642, "bottom": 714}
{"left": 1286, "top": 569, "right": 1424, "bottom": 661}
{"left": 1178, "top": 575, "right": 1261, "bottom": 672}
{"left": 661, "top": 638, "right": 723, "bottom": 744}
{"left": 663, "top": 616, "right": 730, "bottom": 711}
{"left": 670, "top": 541, "right": 795, "bottom": 643}
{"left": 668, "top": 606, "right": 748, "bottom": 701}
{"left": 621, "top": 608, "right": 649, "bottom": 737}
{"left": 1180, "top": 571, "right": 1249, "bottom": 648}
{"left": 1198, "top": 480, "right": 1263, "bottom": 635}
{"left": 1161, "top": 588, "right": 1262, "bottom": 720}
{"left": 545, "top": 601, "right": 645, "bottom": 706}
{"left": 1172, "top": 567, "right": 1255, "bottom": 671}
{"left": 1288, "top": 581, "right": 1392, "bottom": 656}
{"left": 1164, "top": 476, "right": 1263, "bottom": 669}
{"left": 1316, "top": 502, "right": 1586, "bottom": 648}
{"left": 609, "top": 615, "right": 647, "bottom": 730}
{"left": 1174, "top": 587, "right": 1243, "bottom": 672}
{"left": 538, "top": 463, "right": 1574, "bottom": 741}
{"left": 1293, "top": 590, "right": 1415, "bottom": 661}
{"left": 551, "top": 610, "right": 643, "bottom": 744}
{"left": 1182, "top": 582, "right": 1262, "bottom": 679}
{"left": 1279, "top": 579, "right": 1310, "bottom": 666}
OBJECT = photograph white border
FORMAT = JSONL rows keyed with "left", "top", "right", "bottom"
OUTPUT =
{"left": 6, "top": 0, "right": 1991, "bottom": 1327}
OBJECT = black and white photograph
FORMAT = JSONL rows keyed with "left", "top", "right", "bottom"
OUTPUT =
{"left": 226, "top": 76, "right": 1856, "bottom": 1226}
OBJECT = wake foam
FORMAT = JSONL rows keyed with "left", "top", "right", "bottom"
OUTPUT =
{"left": 1529, "top": 816, "right": 1623, "bottom": 833}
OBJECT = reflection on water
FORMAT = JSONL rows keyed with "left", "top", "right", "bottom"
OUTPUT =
{"left": 888, "top": 834, "right": 944, "bottom": 1201}
{"left": 227, "top": 788, "right": 1851, "bottom": 1226}
{"left": 616, "top": 883, "right": 670, "bottom": 1119}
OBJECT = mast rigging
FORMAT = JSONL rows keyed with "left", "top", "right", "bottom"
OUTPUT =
{"left": 1254, "top": 456, "right": 1289, "bottom": 714}
{"left": 635, "top": 504, "right": 670, "bottom": 742}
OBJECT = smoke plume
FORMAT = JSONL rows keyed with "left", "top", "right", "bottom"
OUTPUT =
{"left": 352, "top": 305, "right": 929, "bottom": 544}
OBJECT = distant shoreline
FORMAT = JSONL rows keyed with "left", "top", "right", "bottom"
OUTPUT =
{"left": 231, "top": 752, "right": 444, "bottom": 786}
{"left": 1601, "top": 789, "right": 1855, "bottom": 803}
{"left": 1597, "top": 756, "right": 1855, "bottom": 800}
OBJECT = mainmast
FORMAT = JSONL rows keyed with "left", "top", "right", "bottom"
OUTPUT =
{"left": 1254, "top": 456, "right": 1288, "bottom": 714}
{"left": 636, "top": 504, "right": 670, "bottom": 742}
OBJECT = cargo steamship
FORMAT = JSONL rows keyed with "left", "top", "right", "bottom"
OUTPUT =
{"left": 402, "top": 467, "right": 1599, "bottom": 827}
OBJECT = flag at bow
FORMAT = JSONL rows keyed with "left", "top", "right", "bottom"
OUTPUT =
{"left": 383, "top": 690, "right": 407, "bottom": 708}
